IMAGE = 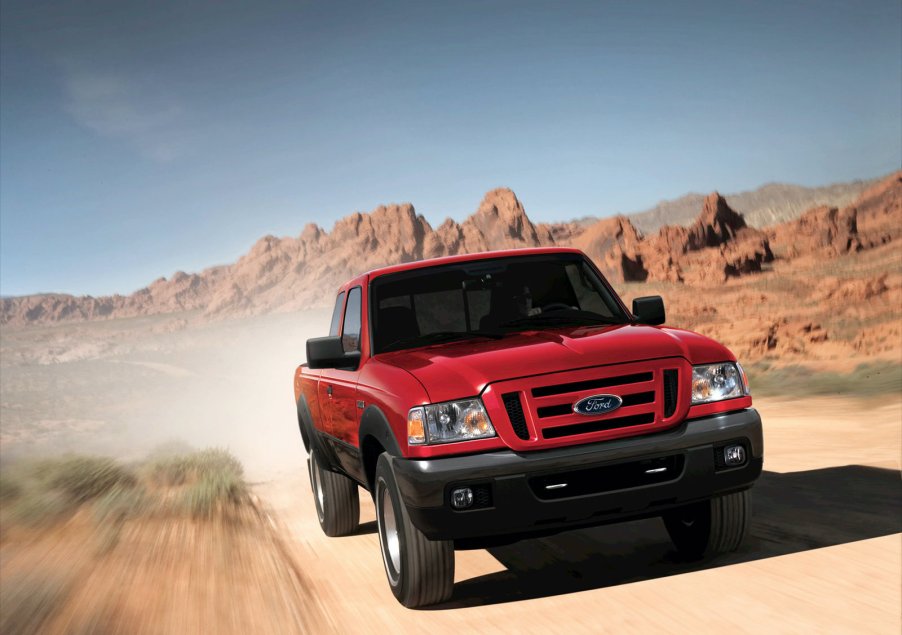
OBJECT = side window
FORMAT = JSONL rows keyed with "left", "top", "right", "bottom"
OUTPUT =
{"left": 341, "top": 287, "right": 362, "bottom": 353}
{"left": 329, "top": 292, "right": 346, "bottom": 336}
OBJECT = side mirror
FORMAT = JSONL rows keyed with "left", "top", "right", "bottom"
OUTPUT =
{"left": 306, "top": 336, "right": 361, "bottom": 370}
{"left": 632, "top": 296, "right": 665, "bottom": 326}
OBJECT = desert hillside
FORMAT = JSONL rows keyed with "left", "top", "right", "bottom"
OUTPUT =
{"left": 2, "top": 172, "right": 900, "bottom": 367}
{"left": 627, "top": 176, "right": 881, "bottom": 233}
{"left": 1, "top": 178, "right": 899, "bottom": 635}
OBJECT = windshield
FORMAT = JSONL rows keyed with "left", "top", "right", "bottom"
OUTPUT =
{"left": 370, "top": 253, "right": 629, "bottom": 354}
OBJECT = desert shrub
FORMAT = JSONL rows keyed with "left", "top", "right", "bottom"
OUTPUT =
{"left": 146, "top": 455, "right": 192, "bottom": 486}
{"left": 9, "top": 490, "right": 74, "bottom": 527}
{"left": 0, "top": 569, "right": 72, "bottom": 635}
{"left": 188, "top": 448, "right": 245, "bottom": 479}
{"left": 3, "top": 449, "right": 247, "bottom": 525}
{"left": 32, "top": 456, "right": 137, "bottom": 504}
{"left": 181, "top": 470, "right": 248, "bottom": 519}
{"left": 4, "top": 456, "right": 139, "bottom": 526}
{"left": 93, "top": 483, "right": 150, "bottom": 524}
{"left": 157, "top": 449, "right": 248, "bottom": 518}
{"left": 148, "top": 448, "right": 244, "bottom": 487}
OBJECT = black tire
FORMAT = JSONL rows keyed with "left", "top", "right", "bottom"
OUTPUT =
{"left": 374, "top": 453, "right": 454, "bottom": 608}
{"left": 663, "top": 490, "right": 751, "bottom": 559}
{"left": 308, "top": 447, "right": 360, "bottom": 537}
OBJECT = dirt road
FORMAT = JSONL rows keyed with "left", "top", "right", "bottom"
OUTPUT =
{"left": 2, "top": 316, "right": 899, "bottom": 633}
{"left": 259, "top": 397, "right": 902, "bottom": 634}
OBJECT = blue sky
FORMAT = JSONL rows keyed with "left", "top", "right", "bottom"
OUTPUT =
{"left": 1, "top": 0, "right": 900, "bottom": 297}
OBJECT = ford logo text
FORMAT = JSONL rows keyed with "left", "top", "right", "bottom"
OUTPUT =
{"left": 573, "top": 394, "right": 623, "bottom": 416}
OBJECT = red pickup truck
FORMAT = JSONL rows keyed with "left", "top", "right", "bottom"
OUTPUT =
{"left": 294, "top": 247, "right": 762, "bottom": 607}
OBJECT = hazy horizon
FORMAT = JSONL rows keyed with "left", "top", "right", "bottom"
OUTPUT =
{"left": 2, "top": 0, "right": 900, "bottom": 297}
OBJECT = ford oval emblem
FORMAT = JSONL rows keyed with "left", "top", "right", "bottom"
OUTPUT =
{"left": 573, "top": 394, "right": 623, "bottom": 416}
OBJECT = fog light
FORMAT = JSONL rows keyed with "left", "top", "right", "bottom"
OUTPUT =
{"left": 724, "top": 445, "right": 746, "bottom": 466}
{"left": 451, "top": 487, "right": 474, "bottom": 509}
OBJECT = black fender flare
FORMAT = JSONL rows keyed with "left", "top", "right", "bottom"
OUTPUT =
{"left": 358, "top": 405, "right": 403, "bottom": 457}
{"left": 358, "top": 405, "right": 403, "bottom": 491}
{"left": 296, "top": 394, "right": 321, "bottom": 454}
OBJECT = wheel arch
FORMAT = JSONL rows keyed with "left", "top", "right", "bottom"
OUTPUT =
{"left": 359, "top": 405, "right": 403, "bottom": 492}
{"left": 296, "top": 393, "right": 317, "bottom": 453}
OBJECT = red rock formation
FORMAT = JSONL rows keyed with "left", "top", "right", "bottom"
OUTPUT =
{"left": 571, "top": 216, "right": 646, "bottom": 282}
{"left": 466, "top": 188, "right": 543, "bottom": 249}
{"left": 536, "top": 221, "right": 584, "bottom": 245}
{"left": 850, "top": 170, "right": 902, "bottom": 247}
{"left": 3, "top": 173, "right": 899, "bottom": 326}
{"left": 1, "top": 189, "right": 557, "bottom": 324}
{"left": 767, "top": 205, "right": 861, "bottom": 258}
{"left": 637, "top": 193, "right": 773, "bottom": 283}
{"left": 686, "top": 192, "right": 748, "bottom": 250}
{"left": 813, "top": 274, "right": 890, "bottom": 303}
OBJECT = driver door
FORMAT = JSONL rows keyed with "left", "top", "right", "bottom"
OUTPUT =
{"left": 320, "top": 286, "right": 362, "bottom": 448}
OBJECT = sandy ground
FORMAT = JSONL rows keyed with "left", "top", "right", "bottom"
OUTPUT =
{"left": 259, "top": 396, "right": 902, "bottom": 634}
{"left": 2, "top": 312, "right": 900, "bottom": 633}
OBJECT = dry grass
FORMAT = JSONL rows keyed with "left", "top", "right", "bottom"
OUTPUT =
{"left": 145, "top": 447, "right": 248, "bottom": 518}
{"left": 0, "top": 447, "right": 316, "bottom": 634}
{"left": 1, "top": 448, "right": 248, "bottom": 528}
{"left": 747, "top": 362, "right": 902, "bottom": 398}
{"left": 32, "top": 456, "right": 138, "bottom": 504}
{"left": 2, "top": 455, "right": 139, "bottom": 528}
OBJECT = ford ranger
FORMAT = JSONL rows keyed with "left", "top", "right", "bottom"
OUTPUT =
{"left": 293, "top": 247, "right": 763, "bottom": 607}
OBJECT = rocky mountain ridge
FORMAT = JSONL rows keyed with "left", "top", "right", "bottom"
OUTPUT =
{"left": 626, "top": 176, "right": 883, "bottom": 233}
{"left": 2, "top": 172, "right": 899, "bottom": 327}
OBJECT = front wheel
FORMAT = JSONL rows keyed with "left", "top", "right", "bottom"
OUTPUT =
{"left": 663, "top": 489, "right": 751, "bottom": 559}
{"left": 375, "top": 453, "right": 454, "bottom": 608}
{"left": 308, "top": 448, "right": 360, "bottom": 537}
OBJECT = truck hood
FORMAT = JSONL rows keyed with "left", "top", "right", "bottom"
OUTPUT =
{"left": 376, "top": 324, "right": 736, "bottom": 404}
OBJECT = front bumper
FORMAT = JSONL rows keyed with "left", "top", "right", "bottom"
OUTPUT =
{"left": 390, "top": 408, "right": 763, "bottom": 542}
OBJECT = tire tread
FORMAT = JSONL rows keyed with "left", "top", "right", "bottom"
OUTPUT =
{"left": 664, "top": 489, "right": 751, "bottom": 559}
{"left": 310, "top": 449, "right": 360, "bottom": 537}
{"left": 376, "top": 454, "right": 453, "bottom": 608}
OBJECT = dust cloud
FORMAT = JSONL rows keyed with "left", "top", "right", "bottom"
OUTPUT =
{"left": 0, "top": 310, "right": 331, "bottom": 479}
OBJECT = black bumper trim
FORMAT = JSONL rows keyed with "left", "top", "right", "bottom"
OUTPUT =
{"left": 389, "top": 408, "right": 763, "bottom": 541}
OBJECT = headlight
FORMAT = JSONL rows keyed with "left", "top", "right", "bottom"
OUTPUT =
{"left": 691, "top": 362, "right": 749, "bottom": 404}
{"left": 408, "top": 399, "right": 496, "bottom": 445}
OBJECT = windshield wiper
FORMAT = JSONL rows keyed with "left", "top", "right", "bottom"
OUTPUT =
{"left": 499, "top": 310, "right": 626, "bottom": 329}
{"left": 382, "top": 330, "right": 505, "bottom": 353}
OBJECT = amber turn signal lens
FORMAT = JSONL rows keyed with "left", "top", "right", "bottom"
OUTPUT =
{"left": 465, "top": 410, "right": 490, "bottom": 434}
{"left": 407, "top": 407, "right": 426, "bottom": 445}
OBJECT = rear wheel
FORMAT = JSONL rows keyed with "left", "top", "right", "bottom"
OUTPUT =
{"left": 375, "top": 453, "right": 454, "bottom": 608}
{"left": 663, "top": 490, "right": 751, "bottom": 559}
{"left": 308, "top": 448, "right": 360, "bottom": 537}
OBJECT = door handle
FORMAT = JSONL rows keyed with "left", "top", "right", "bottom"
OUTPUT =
{"left": 326, "top": 385, "right": 333, "bottom": 396}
